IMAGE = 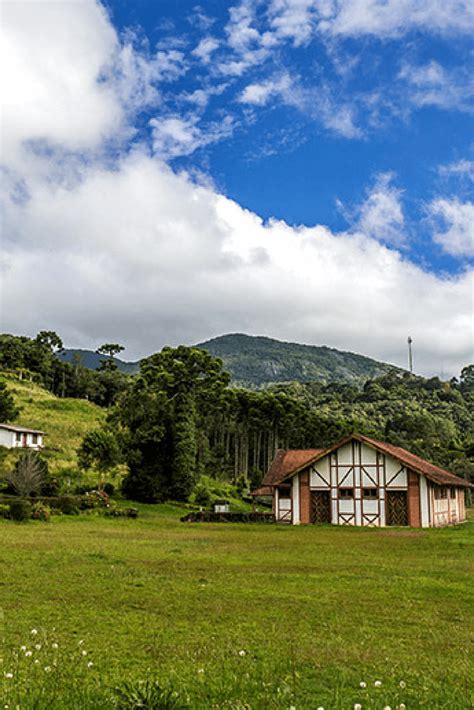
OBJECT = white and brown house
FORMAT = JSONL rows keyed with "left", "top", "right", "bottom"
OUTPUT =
{"left": 0, "top": 424, "right": 45, "bottom": 450}
{"left": 256, "top": 433, "right": 471, "bottom": 528}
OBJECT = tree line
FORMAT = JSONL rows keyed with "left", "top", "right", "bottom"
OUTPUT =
{"left": 1, "top": 332, "right": 473, "bottom": 502}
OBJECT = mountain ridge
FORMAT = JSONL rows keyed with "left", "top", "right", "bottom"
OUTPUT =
{"left": 58, "top": 333, "right": 404, "bottom": 387}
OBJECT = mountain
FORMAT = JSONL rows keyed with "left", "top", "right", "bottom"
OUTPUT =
{"left": 59, "top": 334, "right": 403, "bottom": 387}
{"left": 196, "top": 334, "right": 404, "bottom": 387}
{"left": 57, "top": 349, "right": 140, "bottom": 374}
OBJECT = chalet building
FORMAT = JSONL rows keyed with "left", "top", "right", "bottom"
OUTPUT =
{"left": 259, "top": 433, "right": 471, "bottom": 528}
{"left": 0, "top": 424, "right": 45, "bottom": 450}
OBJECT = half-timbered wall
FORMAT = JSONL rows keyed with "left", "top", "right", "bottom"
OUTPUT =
{"left": 306, "top": 441, "right": 432, "bottom": 527}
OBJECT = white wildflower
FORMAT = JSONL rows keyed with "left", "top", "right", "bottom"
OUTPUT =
{"left": 25, "top": 651, "right": 32, "bottom": 657}
{"left": 44, "top": 666, "right": 51, "bottom": 673}
{"left": 4, "top": 673, "right": 13, "bottom": 679}
{"left": 359, "top": 681, "right": 367, "bottom": 688}
{"left": 35, "top": 644, "right": 41, "bottom": 651}
{"left": 354, "top": 704, "right": 362, "bottom": 710}
{"left": 399, "top": 681, "right": 406, "bottom": 689}
{"left": 81, "top": 650, "right": 87, "bottom": 656}
{"left": 78, "top": 639, "right": 84, "bottom": 646}
{"left": 374, "top": 680, "right": 382, "bottom": 687}
{"left": 31, "top": 629, "right": 38, "bottom": 636}
{"left": 51, "top": 642, "right": 59, "bottom": 650}
{"left": 198, "top": 668, "right": 204, "bottom": 674}
{"left": 238, "top": 650, "right": 246, "bottom": 657}
{"left": 317, "top": 707, "right": 325, "bottom": 710}
{"left": 87, "top": 661, "right": 93, "bottom": 668}
{"left": 398, "top": 705, "right": 407, "bottom": 710}
{"left": 20, "top": 646, "right": 26, "bottom": 652}
{"left": 290, "top": 706, "right": 296, "bottom": 710}
{"left": 383, "top": 706, "right": 392, "bottom": 710}
{"left": 34, "top": 660, "right": 40, "bottom": 665}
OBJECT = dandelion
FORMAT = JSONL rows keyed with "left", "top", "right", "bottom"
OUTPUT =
{"left": 290, "top": 706, "right": 296, "bottom": 710}
{"left": 20, "top": 646, "right": 26, "bottom": 652}
{"left": 383, "top": 706, "right": 392, "bottom": 710}
{"left": 354, "top": 704, "right": 362, "bottom": 710}
{"left": 81, "top": 650, "right": 88, "bottom": 656}
{"left": 197, "top": 668, "right": 204, "bottom": 674}
{"left": 398, "top": 705, "right": 406, "bottom": 710}
{"left": 78, "top": 639, "right": 84, "bottom": 646}
{"left": 35, "top": 644, "right": 41, "bottom": 651}
{"left": 51, "top": 642, "right": 59, "bottom": 650}
{"left": 87, "top": 661, "right": 93, "bottom": 668}
{"left": 316, "top": 707, "right": 325, "bottom": 710}
{"left": 399, "top": 681, "right": 406, "bottom": 689}
{"left": 374, "top": 680, "right": 382, "bottom": 688}
{"left": 44, "top": 666, "right": 51, "bottom": 673}
{"left": 34, "top": 660, "right": 40, "bottom": 665}
{"left": 4, "top": 673, "right": 13, "bottom": 679}
{"left": 359, "top": 681, "right": 367, "bottom": 688}
{"left": 31, "top": 629, "right": 38, "bottom": 636}
{"left": 25, "top": 651, "right": 32, "bottom": 657}
{"left": 238, "top": 650, "right": 246, "bottom": 657}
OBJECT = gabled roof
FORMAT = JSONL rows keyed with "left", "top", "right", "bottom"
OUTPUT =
{"left": 262, "top": 433, "right": 472, "bottom": 489}
{"left": 250, "top": 485, "right": 273, "bottom": 496}
{"left": 0, "top": 423, "right": 45, "bottom": 435}
{"left": 263, "top": 449, "right": 324, "bottom": 486}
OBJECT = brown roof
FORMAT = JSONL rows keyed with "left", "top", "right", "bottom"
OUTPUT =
{"left": 262, "top": 449, "right": 324, "bottom": 486}
{"left": 262, "top": 434, "right": 472, "bottom": 489}
{"left": 250, "top": 486, "right": 273, "bottom": 496}
{"left": 0, "top": 423, "right": 45, "bottom": 435}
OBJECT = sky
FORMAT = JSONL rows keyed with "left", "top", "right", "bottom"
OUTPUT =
{"left": 0, "top": 0, "right": 473, "bottom": 377}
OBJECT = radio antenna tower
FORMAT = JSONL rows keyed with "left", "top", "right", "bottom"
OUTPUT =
{"left": 407, "top": 336, "right": 413, "bottom": 373}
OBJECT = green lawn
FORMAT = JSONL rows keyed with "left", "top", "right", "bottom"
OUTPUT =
{"left": 0, "top": 508, "right": 473, "bottom": 709}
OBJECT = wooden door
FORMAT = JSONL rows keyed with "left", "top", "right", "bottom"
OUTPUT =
{"left": 386, "top": 491, "right": 408, "bottom": 526}
{"left": 311, "top": 491, "right": 331, "bottom": 524}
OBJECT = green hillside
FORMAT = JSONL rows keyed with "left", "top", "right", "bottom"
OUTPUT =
{"left": 59, "top": 333, "right": 404, "bottom": 387}
{"left": 0, "top": 374, "right": 105, "bottom": 477}
{"left": 197, "top": 333, "right": 404, "bottom": 387}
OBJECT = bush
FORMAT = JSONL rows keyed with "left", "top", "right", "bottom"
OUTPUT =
{"left": 102, "top": 482, "right": 115, "bottom": 496}
{"left": 9, "top": 499, "right": 32, "bottom": 522}
{"left": 78, "top": 490, "right": 110, "bottom": 510}
{"left": 0, "top": 503, "right": 10, "bottom": 518}
{"left": 30, "top": 501, "right": 51, "bottom": 521}
{"left": 55, "top": 495, "right": 79, "bottom": 515}
{"left": 41, "top": 477, "right": 60, "bottom": 497}
{"left": 194, "top": 483, "right": 212, "bottom": 508}
{"left": 105, "top": 507, "right": 138, "bottom": 519}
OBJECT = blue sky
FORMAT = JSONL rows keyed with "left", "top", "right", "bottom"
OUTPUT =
{"left": 1, "top": 0, "right": 473, "bottom": 375}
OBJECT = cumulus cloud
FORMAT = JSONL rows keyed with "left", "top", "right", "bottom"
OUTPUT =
{"left": 398, "top": 61, "right": 474, "bottom": 113}
{"left": 238, "top": 73, "right": 292, "bottom": 106}
{"left": 430, "top": 199, "right": 474, "bottom": 257}
{"left": 192, "top": 37, "right": 220, "bottom": 63}
{"left": 1, "top": 0, "right": 473, "bottom": 379}
{"left": 355, "top": 173, "right": 406, "bottom": 246}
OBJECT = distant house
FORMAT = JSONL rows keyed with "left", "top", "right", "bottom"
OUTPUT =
{"left": 256, "top": 433, "right": 471, "bottom": 528}
{"left": 0, "top": 424, "right": 45, "bottom": 450}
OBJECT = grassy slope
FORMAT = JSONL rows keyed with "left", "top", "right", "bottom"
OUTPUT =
{"left": 0, "top": 507, "right": 472, "bottom": 708}
{"left": 1, "top": 374, "right": 105, "bottom": 476}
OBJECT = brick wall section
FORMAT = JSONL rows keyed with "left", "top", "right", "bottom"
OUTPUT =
{"left": 408, "top": 470, "right": 421, "bottom": 527}
{"left": 299, "top": 470, "right": 311, "bottom": 524}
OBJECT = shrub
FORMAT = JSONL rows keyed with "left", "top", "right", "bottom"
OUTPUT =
{"left": 41, "top": 477, "right": 60, "bottom": 497}
{"left": 78, "top": 490, "right": 110, "bottom": 510}
{"left": 9, "top": 499, "right": 32, "bottom": 522}
{"left": 113, "top": 679, "right": 186, "bottom": 709}
{"left": 102, "top": 482, "right": 115, "bottom": 496}
{"left": 0, "top": 503, "right": 10, "bottom": 518}
{"left": 30, "top": 501, "right": 51, "bottom": 521}
{"left": 194, "top": 483, "right": 212, "bottom": 508}
{"left": 55, "top": 495, "right": 79, "bottom": 515}
{"left": 105, "top": 507, "right": 138, "bottom": 519}
{"left": 8, "top": 451, "right": 46, "bottom": 497}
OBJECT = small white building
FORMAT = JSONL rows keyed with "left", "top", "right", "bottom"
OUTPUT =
{"left": 0, "top": 424, "right": 45, "bottom": 450}
{"left": 213, "top": 499, "right": 230, "bottom": 513}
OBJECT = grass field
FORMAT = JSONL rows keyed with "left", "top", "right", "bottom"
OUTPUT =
{"left": 1, "top": 507, "right": 473, "bottom": 709}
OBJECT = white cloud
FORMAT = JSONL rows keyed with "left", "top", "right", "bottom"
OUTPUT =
{"left": 2, "top": 151, "right": 473, "bottom": 376}
{"left": 238, "top": 74, "right": 292, "bottom": 106}
{"left": 192, "top": 37, "right": 220, "bottom": 63}
{"left": 355, "top": 173, "right": 406, "bottom": 246}
{"left": 438, "top": 159, "right": 474, "bottom": 181}
{"left": 399, "top": 61, "right": 474, "bottom": 112}
{"left": 149, "top": 115, "right": 235, "bottom": 159}
{"left": 430, "top": 199, "right": 474, "bottom": 257}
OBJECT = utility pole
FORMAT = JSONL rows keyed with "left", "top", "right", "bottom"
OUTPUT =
{"left": 407, "top": 336, "right": 413, "bottom": 373}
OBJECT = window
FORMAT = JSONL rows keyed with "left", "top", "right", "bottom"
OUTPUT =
{"left": 339, "top": 488, "right": 354, "bottom": 499}
{"left": 363, "top": 488, "right": 378, "bottom": 499}
{"left": 434, "top": 487, "right": 447, "bottom": 499}
{"left": 450, "top": 487, "right": 456, "bottom": 499}
{"left": 32, "top": 434, "right": 38, "bottom": 444}
{"left": 15, "top": 432, "right": 21, "bottom": 443}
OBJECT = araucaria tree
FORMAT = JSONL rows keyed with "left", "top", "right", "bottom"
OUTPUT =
{"left": 119, "top": 346, "right": 230, "bottom": 502}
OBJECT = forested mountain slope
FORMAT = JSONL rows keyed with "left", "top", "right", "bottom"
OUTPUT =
{"left": 59, "top": 333, "right": 403, "bottom": 387}
{"left": 197, "top": 333, "right": 403, "bottom": 387}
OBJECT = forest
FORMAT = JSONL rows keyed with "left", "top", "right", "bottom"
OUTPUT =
{"left": 1, "top": 332, "right": 473, "bottom": 502}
